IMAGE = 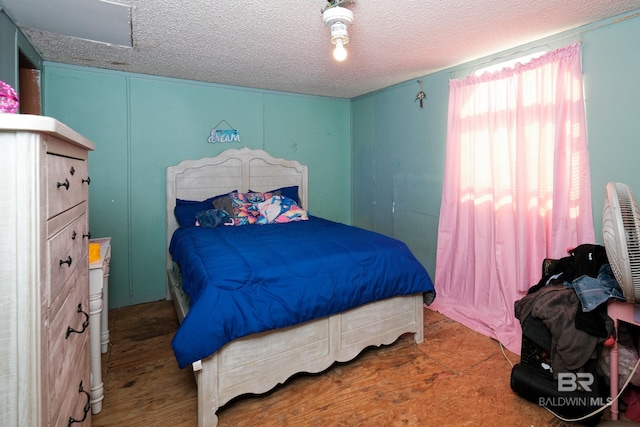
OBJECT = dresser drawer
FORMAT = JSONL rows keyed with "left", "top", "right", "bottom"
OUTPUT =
{"left": 49, "top": 211, "right": 88, "bottom": 306}
{"left": 49, "top": 265, "right": 91, "bottom": 426}
{"left": 47, "top": 153, "right": 89, "bottom": 219}
{"left": 50, "top": 333, "right": 91, "bottom": 427}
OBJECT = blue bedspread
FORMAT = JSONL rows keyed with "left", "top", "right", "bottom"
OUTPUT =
{"left": 170, "top": 216, "right": 435, "bottom": 368}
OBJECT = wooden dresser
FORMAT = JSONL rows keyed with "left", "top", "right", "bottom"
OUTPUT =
{"left": 0, "top": 115, "right": 95, "bottom": 426}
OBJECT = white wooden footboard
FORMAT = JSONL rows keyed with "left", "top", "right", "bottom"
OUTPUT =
{"left": 169, "top": 269, "right": 423, "bottom": 427}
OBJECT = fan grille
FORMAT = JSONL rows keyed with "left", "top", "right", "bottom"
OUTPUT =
{"left": 602, "top": 182, "right": 640, "bottom": 303}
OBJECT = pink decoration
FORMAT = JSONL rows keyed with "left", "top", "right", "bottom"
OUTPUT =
{"left": 0, "top": 81, "right": 19, "bottom": 113}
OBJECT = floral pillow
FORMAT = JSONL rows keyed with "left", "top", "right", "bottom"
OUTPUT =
{"left": 230, "top": 192, "right": 273, "bottom": 225}
{"left": 255, "top": 195, "right": 308, "bottom": 224}
{"left": 230, "top": 192, "right": 308, "bottom": 225}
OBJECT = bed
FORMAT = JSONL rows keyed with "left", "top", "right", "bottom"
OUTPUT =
{"left": 165, "top": 147, "right": 435, "bottom": 426}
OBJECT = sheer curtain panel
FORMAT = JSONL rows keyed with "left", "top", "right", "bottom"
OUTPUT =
{"left": 430, "top": 43, "right": 595, "bottom": 354}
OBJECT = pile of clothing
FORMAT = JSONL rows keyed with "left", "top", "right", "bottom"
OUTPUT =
{"left": 512, "top": 244, "right": 626, "bottom": 425}
{"left": 515, "top": 244, "right": 624, "bottom": 376}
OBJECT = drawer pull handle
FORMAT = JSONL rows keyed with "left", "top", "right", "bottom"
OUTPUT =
{"left": 68, "top": 380, "right": 91, "bottom": 426}
{"left": 66, "top": 304, "right": 89, "bottom": 339}
{"left": 69, "top": 166, "right": 75, "bottom": 175}
{"left": 83, "top": 232, "right": 91, "bottom": 240}
{"left": 57, "top": 178, "right": 70, "bottom": 190}
{"left": 82, "top": 176, "right": 91, "bottom": 185}
{"left": 71, "top": 230, "right": 77, "bottom": 240}
{"left": 59, "top": 256, "right": 73, "bottom": 267}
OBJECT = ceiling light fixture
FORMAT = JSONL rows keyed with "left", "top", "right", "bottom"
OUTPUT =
{"left": 322, "top": 6, "right": 354, "bottom": 62}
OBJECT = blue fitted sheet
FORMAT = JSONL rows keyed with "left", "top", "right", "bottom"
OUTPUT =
{"left": 169, "top": 216, "right": 435, "bottom": 368}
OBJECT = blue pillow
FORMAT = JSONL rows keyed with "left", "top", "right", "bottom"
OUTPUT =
{"left": 174, "top": 191, "right": 236, "bottom": 227}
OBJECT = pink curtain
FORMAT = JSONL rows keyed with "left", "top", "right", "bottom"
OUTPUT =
{"left": 429, "top": 43, "right": 595, "bottom": 354}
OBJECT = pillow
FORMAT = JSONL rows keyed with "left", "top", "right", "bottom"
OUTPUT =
{"left": 174, "top": 191, "right": 236, "bottom": 227}
{"left": 255, "top": 195, "right": 308, "bottom": 224}
{"left": 249, "top": 185, "right": 300, "bottom": 206}
{"left": 230, "top": 192, "right": 273, "bottom": 226}
{"left": 212, "top": 194, "right": 234, "bottom": 217}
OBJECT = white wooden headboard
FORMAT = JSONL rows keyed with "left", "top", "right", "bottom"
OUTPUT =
{"left": 165, "top": 147, "right": 309, "bottom": 272}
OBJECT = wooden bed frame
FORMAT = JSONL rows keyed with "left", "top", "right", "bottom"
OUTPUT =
{"left": 165, "top": 147, "right": 425, "bottom": 426}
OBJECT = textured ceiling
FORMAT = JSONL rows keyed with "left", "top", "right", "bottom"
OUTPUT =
{"left": 2, "top": 0, "right": 640, "bottom": 99}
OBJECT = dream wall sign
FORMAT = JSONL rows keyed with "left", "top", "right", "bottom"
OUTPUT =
{"left": 208, "top": 120, "right": 241, "bottom": 144}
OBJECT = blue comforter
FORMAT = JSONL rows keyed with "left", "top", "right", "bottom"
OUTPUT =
{"left": 170, "top": 216, "right": 434, "bottom": 368}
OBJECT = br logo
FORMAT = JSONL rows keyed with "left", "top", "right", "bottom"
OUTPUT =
{"left": 557, "top": 373, "right": 594, "bottom": 392}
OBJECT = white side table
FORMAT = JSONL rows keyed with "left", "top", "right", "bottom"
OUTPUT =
{"left": 89, "top": 237, "right": 111, "bottom": 414}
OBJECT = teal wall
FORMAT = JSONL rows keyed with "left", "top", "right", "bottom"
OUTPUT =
{"left": 0, "top": 10, "right": 42, "bottom": 104}
{"left": 582, "top": 13, "right": 640, "bottom": 241}
{"left": 351, "top": 74, "right": 449, "bottom": 275}
{"left": 43, "top": 67, "right": 350, "bottom": 308}
{"left": 0, "top": 12, "right": 16, "bottom": 85}
{"left": 351, "top": 10, "right": 640, "bottom": 277}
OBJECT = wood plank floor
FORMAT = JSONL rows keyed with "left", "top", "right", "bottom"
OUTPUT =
{"left": 92, "top": 300, "right": 617, "bottom": 426}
